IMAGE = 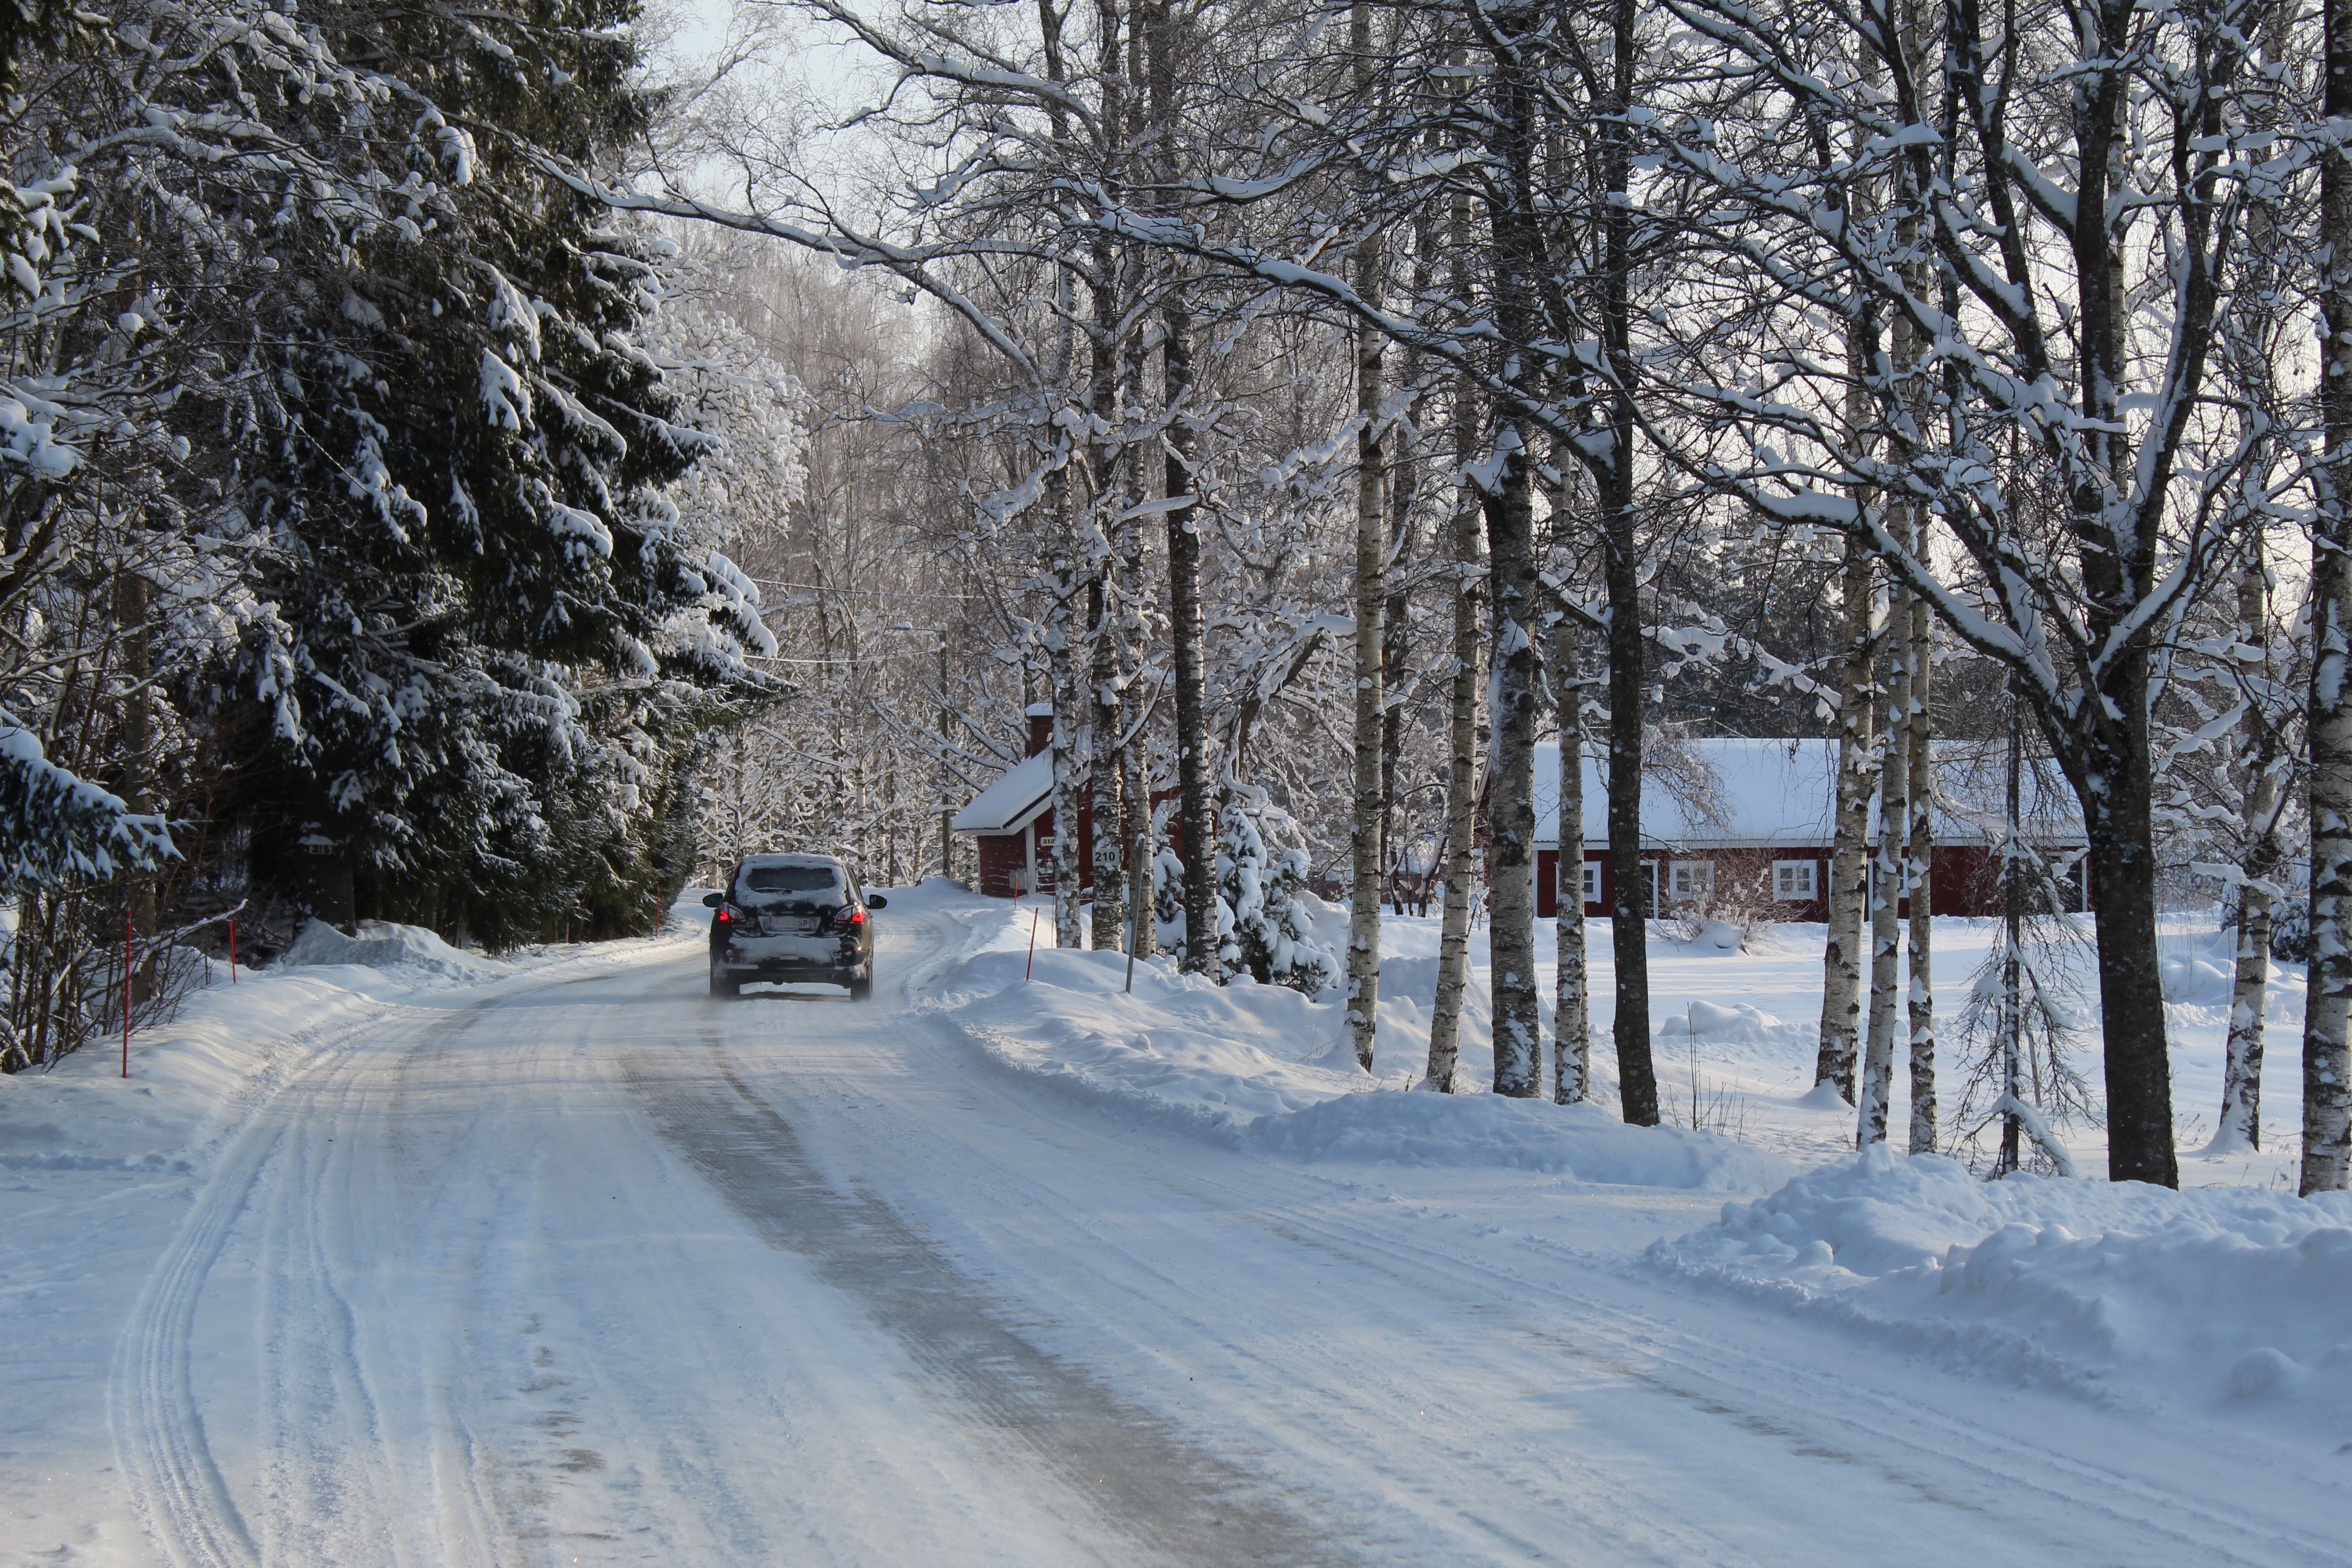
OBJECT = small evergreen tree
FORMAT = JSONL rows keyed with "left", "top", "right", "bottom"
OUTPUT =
{"left": 1216, "top": 791, "right": 1340, "bottom": 993}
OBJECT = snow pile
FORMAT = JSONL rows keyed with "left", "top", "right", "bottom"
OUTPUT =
{"left": 274, "top": 918, "right": 509, "bottom": 983}
{"left": 1245, "top": 1092, "right": 1791, "bottom": 1188}
{"left": 1651, "top": 1143, "right": 2352, "bottom": 1430}
{"left": 919, "top": 930, "right": 1785, "bottom": 1191}
{"left": 1655, "top": 1000, "right": 1780, "bottom": 1042}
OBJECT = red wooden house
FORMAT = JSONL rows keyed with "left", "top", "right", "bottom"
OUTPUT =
{"left": 1529, "top": 738, "right": 2087, "bottom": 921}
{"left": 952, "top": 705, "right": 1183, "bottom": 897}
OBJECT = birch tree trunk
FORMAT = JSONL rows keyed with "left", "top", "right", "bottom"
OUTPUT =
{"left": 1483, "top": 438, "right": 1541, "bottom": 1098}
{"left": 1426, "top": 476, "right": 1482, "bottom": 1093}
{"left": 1554, "top": 617, "right": 1589, "bottom": 1102}
{"left": 1816, "top": 530, "right": 1876, "bottom": 1101}
{"left": 2217, "top": 547, "right": 2281, "bottom": 1153}
{"left": 1342, "top": 0, "right": 1385, "bottom": 1070}
{"left": 1905, "top": 561, "right": 1935, "bottom": 1154}
{"left": 1425, "top": 157, "right": 1482, "bottom": 1094}
{"left": 1480, "top": 34, "right": 1543, "bottom": 1100}
{"left": 2306, "top": 0, "right": 2352, "bottom": 1193}
{"left": 1859, "top": 569, "right": 1909, "bottom": 1147}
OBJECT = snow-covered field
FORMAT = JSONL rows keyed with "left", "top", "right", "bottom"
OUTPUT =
{"left": 2, "top": 886, "right": 2344, "bottom": 1566}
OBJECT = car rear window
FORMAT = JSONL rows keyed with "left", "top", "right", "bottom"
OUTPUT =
{"left": 742, "top": 865, "right": 841, "bottom": 894}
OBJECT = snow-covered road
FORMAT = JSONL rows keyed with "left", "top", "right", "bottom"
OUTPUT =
{"left": 32, "top": 907, "right": 2352, "bottom": 1566}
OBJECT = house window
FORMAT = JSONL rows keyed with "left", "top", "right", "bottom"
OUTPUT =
{"left": 1669, "top": 860, "right": 1713, "bottom": 899}
{"left": 1774, "top": 860, "right": 1818, "bottom": 900}
{"left": 1581, "top": 861, "right": 1601, "bottom": 905}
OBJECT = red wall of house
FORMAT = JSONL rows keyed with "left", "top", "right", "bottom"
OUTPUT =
{"left": 971, "top": 792, "right": 1187, "bottom": 898}
{"left": 1532, "top": 844, "right": 2080, "bottom": 921}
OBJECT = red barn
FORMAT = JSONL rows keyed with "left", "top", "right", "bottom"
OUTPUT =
{"left": 951, "top": 705, "right": 1183, "bottom": 897}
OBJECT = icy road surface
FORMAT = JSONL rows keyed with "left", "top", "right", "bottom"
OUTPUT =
{"left": 56, "top": 910, "right": 2352, "bottom": 1566}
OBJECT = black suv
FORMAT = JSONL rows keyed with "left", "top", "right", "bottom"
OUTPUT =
{"left": 704, "top": 853, "right": 886, "bottom": 1000}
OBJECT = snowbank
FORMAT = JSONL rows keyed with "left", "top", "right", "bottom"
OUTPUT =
{"left": 913, "top": 908, "right": 1786, "bottom": 1191}
{"left": 274, "top": 917, "right": 510, "bottom": 983}
{"left": 1651, "top": 1143, "right": 2352, "bottom": 1434}
{"left": 1245, "top": 1091, "right": 1791, "bottom": 1188}
{"left": 1655, "top": 999, "right": 1781, "bottom": 1042}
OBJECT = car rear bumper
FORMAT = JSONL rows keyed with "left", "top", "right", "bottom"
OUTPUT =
{"left": 715, "top": 935, "right": 865, "bottom": 977}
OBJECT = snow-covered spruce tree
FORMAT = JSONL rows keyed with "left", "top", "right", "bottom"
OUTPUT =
{"left": 1215, "top": 790, "right": 1338, "bottom": 993}
{"left": 74, "top": 0, "right": 780, "bottom": 937}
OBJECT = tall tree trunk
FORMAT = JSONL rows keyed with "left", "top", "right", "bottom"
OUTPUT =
{"left": 1859, "top": 571, "right": 1909, "bottom": 1148}
{"left": 1161, "top": 302, "right": 1219, "bottom": 978}
{"left": 2216, "top": 546, "right": 2281, "bottom": 1154}
{"left": 937, "top": 632, "right": 954, "bottom": 883}
{"left": 1554, "top": 616, "right": 1589, "bottom": 1102}
{"left": 2078, "top": 725, "right": 2177, "bottom": 1186}
{"left": 1483, "top": 436, "right": 1540, "bottom": 1098}
{"left": 2307, "top": 0, "right": 2352, "bottom": 1194}
{"left": 1598, "top": 0, "right": 1656, "bottom": 1126}
{"left": 1816, "top": 530, "right": 1876, "bottom": 1101}
{"left": 1425, "top": 160, "right": 1482, "bottom": 1094}
{"left": 1050, "top": 535, "right": 1085, "bottom": 951}
{"left": 1342, "top": 0, "right": 1385, "bottom": 1070}
{"left": 1425, "top": 477, "right": 1482, "bottom": 1093}
{"left": 1905, "top": 559, "right": 1936, "bottom": 1154}
{"left": 1089, "top": 568, "right": 1124, "bottom": 952}
{"left": 1144, "top": 7, "right": 1216, "bottom": 980}
{"left": 1087, "top": 0, "right": 1129, "bottom": 955}
{"left": 117, "top": 568, "right": 155, "bottom": 1000}
{"left": 1481, "top": 34, "right": 1543, "bottom": 1100}
{"left": 1998, "top": 671, "right": 2025, "bottom": 1176}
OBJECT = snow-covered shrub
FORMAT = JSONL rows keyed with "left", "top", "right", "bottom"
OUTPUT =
{"left": 1215, "top": 796, "right": 1339, "bottom": 994}
{"left": 1153, "top": 844, "right": 1188, "bottom": 962}
{"left": 1661, "top": 861, "right": 1779, "bottom": 952}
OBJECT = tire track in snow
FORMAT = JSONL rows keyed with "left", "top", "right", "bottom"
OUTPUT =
{"left": 620, "top": 1039, "right": 1355, "bottom": 1568}
{"left": 106, "top": 979, "right": 579, "bottom": 1568}
{"left": 108, "top": 1099, "right": 279, "bottom": 1568}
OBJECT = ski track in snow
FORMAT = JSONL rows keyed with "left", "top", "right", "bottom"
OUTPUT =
{"left": 81, "top": 907, "right": 2352, "bottom": 1567}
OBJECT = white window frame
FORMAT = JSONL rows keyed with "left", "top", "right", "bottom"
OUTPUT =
{"left": 1581, "top": 860, "right": 1601, "bottom": 906}
{"left": 1669, "top": 859, "right": 1714, "bottom": 899}
{"left": 1773, "top": 860, "right": 1818, "bottom": 901}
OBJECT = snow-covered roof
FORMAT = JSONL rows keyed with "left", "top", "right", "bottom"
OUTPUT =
{"left": 1531, "top": 737, "right": 2082, "bottom": 850}
{"left": 951, "top": 750, "right": 1054, "bottom": 835}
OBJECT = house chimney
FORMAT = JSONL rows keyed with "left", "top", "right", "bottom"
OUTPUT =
{"left": 1026, "top": 701, "right": 1053, "bottom": 759}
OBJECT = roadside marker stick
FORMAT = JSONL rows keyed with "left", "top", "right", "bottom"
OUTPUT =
{"left": 1026, "top": 907, "right": 1040, "bottom": 981}
{"left": 228, "top": 916, "right": 237, "bottom": 983}
{"left": 122, "top": 911, "right": 132, "bottom": 1078}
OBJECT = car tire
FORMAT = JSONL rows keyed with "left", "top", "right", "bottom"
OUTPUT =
{"left": 710, "top": 964, "right": 741, "bottom": 998}
{"left": 848, "top": 970, "right": 873, "bottom": 1001}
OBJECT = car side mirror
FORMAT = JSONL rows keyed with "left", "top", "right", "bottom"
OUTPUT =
{"left": 866, "top": 894, "right": 887, "bottom": 910}
{"left": 702, "top": 892, "right": 725, "bottom": 907}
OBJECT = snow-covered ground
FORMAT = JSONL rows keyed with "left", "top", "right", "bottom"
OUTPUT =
{"left": 2, "top": 887, "right": 2344, "bottom": 1566}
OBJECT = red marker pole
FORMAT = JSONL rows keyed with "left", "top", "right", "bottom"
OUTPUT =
{"left": 1025, "top": 907, "right": 1040, "bottom": 981}
{"left": 228, "top": 916, "right": 237, "bottom": 984}
{"left": 122, "top": 911, "right": 132, "bottom": 1078}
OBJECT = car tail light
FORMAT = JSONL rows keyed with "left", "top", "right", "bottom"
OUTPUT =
{"left": 715, "top": 907, "right": 733, "bottom": 922}
{"left": 842, "top": 906, "right": 867, "bottom": 926}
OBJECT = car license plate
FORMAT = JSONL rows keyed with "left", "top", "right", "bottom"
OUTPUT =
{"left": 760, "top": 914, "right": 816, "bottom": 936}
